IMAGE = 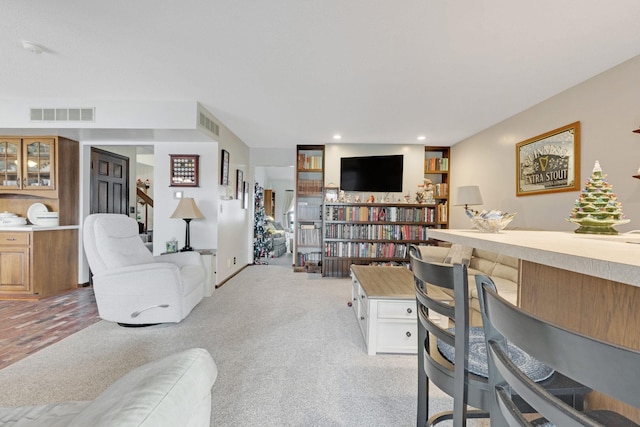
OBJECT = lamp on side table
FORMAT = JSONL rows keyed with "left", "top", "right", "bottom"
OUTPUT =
{"left": 170, "top": 197, "right": 204, "bottom": 251}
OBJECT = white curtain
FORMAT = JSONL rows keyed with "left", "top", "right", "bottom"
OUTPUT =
{"left": 282, "top": 190, "right": 294, "bottom": 225}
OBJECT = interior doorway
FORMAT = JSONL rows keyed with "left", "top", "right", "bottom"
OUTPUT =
{"left": 90, "top": 148, "right": 129, "bottom": 215}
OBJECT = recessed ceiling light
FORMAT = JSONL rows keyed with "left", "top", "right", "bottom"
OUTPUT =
{"left": 22, "top": 40, "right": 44, "bottom": 54}
{"left": 417, "top": 135, "right": 426, "bottom": 141}
{"left": 333, "top": 134, "right": 342, "bottom": 140}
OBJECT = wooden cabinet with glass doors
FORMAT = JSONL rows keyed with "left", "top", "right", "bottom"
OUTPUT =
{"left": 0, "top": 136, "right": 79, "bottom": 226}
{"left": 0, "top": 137, "right": 55, "bottom": 191}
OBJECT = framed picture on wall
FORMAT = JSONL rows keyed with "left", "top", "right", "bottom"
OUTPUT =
{"left": 243, "top": 181, "right": 249, "bottom": 209}
{"left": 169, "top": 154, "right": 199, "bottom": 187}
{"left": 516, "top": 121, "right": 580, "bottom": 196}
{"left": 220, "top": 149, "right": 230, "bottom": 186}
{"left": 236, "top": 169, "right": 243, "bottom": 199}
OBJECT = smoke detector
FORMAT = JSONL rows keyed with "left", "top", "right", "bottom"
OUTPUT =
{"left": 22, "top": 41, "right": 44, "bottom": 54}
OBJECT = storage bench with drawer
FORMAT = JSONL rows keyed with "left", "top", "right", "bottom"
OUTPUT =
{"left": 350, "top": 265, "right": 417, "bottom": 355}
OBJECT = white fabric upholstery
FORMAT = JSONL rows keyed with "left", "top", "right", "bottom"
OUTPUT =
{"left": 83, "top": 214, "right": 205, "bottom": 324}
{"left": 0, "top": 348, "right": 217, "bottom": 427}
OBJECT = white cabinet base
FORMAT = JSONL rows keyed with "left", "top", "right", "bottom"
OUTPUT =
{"left": 350, "top": 265, "right": 417, "bottom": 355}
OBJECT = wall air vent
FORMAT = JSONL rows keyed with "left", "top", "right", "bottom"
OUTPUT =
{"left": 199, "top": 111, "right": 220, "bottom": 136}
{"left": 30, "top": 107, "right": 95, "bottom": 122}
{"left": 197, "top": 104, "right": 220, "bottom": 138}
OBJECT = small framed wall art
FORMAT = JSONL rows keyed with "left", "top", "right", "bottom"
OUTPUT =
{"left": 236, "top": 169, "right": 243, "bottom": 199}
{"left": 220, "top": 149, "right": 230, "bottom": 186}
{"left": 170, "top": 154, "right": 199, "bottom": 187}
{"left": 516, "top": 121, "right": 580, "bottom": 196}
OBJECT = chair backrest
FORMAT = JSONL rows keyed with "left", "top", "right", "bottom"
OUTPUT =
{"left": 476, "top": 275, "right": 640, "bottom": 426}
{"left": 83, "top": 213, "right": 155, "bottom": 276}
{"left": 410, "top": 248, "right": 477, "bottom": 425}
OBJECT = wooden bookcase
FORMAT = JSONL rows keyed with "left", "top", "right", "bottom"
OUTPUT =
{"left": 294, "top": 145, "right": 324, "bottom": 272}
{"left": 424, "top": 146, "right": 450, "bottom": 229}
{"left": 264, "top": 189, "right": 275, "bottom": 218}
{"left": 322, "top": 203, "right": 434, "bottom": 277}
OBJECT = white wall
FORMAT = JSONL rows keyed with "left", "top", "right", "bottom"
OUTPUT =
{"left": 325, "top": 143, "right": 425, "bottom": 202}
{"left": 216, "top": 125, "right": 251, "bottom": 279}
{"left": 450, "top": 55, "right": 640, "bottom": 232}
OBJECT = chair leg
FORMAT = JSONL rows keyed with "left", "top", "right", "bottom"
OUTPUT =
{"left": 417, "top": 321, "right": 428, "bottom": 427}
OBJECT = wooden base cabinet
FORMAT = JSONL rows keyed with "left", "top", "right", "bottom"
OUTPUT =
{"left": 0, "top": 229, "right": 78, "bottom": 299}
{"left": 0, "top": 234, "right": 30, "bottom": 293}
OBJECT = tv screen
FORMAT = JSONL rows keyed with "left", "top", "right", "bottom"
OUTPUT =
{"left": 340, "top": 155, "right": 403, "bottom": 192}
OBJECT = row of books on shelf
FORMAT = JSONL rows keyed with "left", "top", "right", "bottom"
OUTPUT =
{"left": 297, "top": 226, "right": 322, "bottom": 245}
{"left": 296, "top": 251, "right": 322, "bottom": 265}
{"left": 324, "top": 223, "right": 429, "bottom": 241}
{"left": 438, "top": 203, "right": 448, "bottom": 222}
{"left": 433, "top": 183, "right": 448, "bottom": 197}
{"left": 325, "top": 205, "right": 438, "bottom": 222}
{"left": 324, "top": 241, "right": 410, "bottom": 259}
{"left": 297, "top": 154, "right": 323, "bottom": 170}
{"left": 297, "top": 204, "right": 322, "bottom": 221}
{"left": 297, "top": 179, "right": 323, "bottom": 196}
{"left": 425, "top": 157, "right": 449, "bottom": 171}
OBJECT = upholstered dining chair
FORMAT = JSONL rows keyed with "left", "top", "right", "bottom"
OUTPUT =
{"left": 409, "top": 247, "right": 590, "bottom": 427}
{"left": 476, "top": 274, "right": 640, "bottom": 427}
{"left": 83, "top": 213, "right": 205, "bottom": 326}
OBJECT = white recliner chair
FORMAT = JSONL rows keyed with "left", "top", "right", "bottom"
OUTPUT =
{"left": 83, "top": 213, "right": 205, "bottom": 325}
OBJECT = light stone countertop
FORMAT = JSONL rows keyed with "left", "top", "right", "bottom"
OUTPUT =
{"left": 428, "top": 229, "right": 640, "bottom": 288}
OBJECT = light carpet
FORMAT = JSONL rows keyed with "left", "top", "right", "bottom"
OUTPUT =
{"left": 0, "top": 263, "right": 463, "bottom": 426}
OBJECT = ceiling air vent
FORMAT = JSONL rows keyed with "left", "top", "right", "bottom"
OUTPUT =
{"left": 30, "top": 107, "right": 95, "bottom": 122}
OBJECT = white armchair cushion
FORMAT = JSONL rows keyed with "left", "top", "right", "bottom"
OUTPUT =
{"left": 93, "top": 215, "right": 155, "bottom": 269}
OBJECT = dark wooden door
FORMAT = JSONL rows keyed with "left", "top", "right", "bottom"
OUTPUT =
{"left": 90, "top": 148, "right": 129, "bottom": 215}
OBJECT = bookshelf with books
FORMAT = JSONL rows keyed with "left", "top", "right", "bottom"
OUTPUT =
{"left": 322, "top": 203, "right": 434, "bottom": 277}
{"left": 424, "top": 146, "right": 450, "bottom": 229}
{"left": 294, "top": 145, "right": 325, "bottom": 272}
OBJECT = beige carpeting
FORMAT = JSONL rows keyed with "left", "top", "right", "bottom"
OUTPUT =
{"left": 0, "top": 262, "right": 467, "bottom": 426}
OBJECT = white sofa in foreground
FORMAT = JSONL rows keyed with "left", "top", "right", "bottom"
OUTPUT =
{"left": 0, "top": 348, "right": 218, "bottom": 427}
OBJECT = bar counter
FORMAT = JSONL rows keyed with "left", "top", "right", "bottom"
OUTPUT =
{"left": 428, "top": 229, "right": 640, "bottom": 287}
{"left": 429, "top": 228, "right": 640, "bottom": 421}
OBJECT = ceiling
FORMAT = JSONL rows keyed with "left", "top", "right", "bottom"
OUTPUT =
{"left": 2, "top": 1, "right": 640, "bottom": 149}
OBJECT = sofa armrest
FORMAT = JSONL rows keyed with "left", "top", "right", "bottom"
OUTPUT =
{"left": 70, "top": 348, "right": 217, "bottom": 427}
{"left": 92, "top": 263, "right": 184, "bottom": 295}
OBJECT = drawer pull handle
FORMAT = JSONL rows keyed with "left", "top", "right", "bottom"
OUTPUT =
{"left": 406, "top": 308, "right": 412, "bottom": 314}
{"left": 360, "top": 316, "right": 365, "bottom": 320}
{"left": 361, "top": 295, "right": 365, "bottom": 299}
{"left": 6, "top": 238, "right": 16, "bottom": 241}
{"left": 347, "top": 301, "right": 352, "bottom": 307}
{"left": 406, "top": 331, "right": 412, "bottom": 338}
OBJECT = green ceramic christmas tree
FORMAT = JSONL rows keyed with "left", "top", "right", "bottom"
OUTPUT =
{"left": 568, "top": 160, "right": 629, "bottom": 234}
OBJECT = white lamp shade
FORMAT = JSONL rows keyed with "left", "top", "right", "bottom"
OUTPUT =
{"left": 454, "top": 186, "right": 483, "bottom": 206}
{"left": 170, "top": 197, "right": 204, "bottom": 219}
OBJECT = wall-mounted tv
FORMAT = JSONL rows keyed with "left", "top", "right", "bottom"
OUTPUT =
{"left": 340, "top": 154, "right": 403, "bottom": 192}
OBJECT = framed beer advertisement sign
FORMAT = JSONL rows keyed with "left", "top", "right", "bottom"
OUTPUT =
{"left": 516, "top": 121, "right": 580, "bottom": 196}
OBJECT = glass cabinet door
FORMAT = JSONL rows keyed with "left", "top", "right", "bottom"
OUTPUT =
{"left": 23, "top": 138, "right": 55, "bottom": 190}
{"left": 0, "top": 138, "right": 21, "bottom": 190}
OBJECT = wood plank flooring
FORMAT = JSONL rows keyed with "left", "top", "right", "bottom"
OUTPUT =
{"left": 0, "top": 287, "right": 100, "bottom": 370}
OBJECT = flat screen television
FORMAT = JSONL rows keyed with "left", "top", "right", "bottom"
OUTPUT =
{"left": 340, "top": 154, "right": 403, "bottom": 192}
